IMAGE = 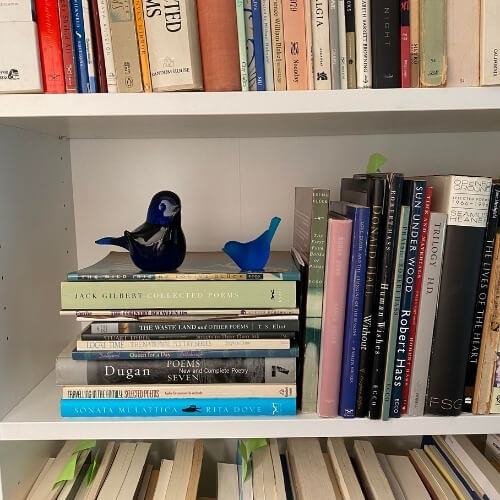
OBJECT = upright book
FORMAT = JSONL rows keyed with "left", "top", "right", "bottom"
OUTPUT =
{"left": 329, "top": 0, "right": 341, "bottom": 88}
{"left": 133, "top": 0, "right": 152, "bottom": 92}
{"left": 422, "top": 175, "right": 492, "bottom": 416}
{"left": 251, "top": 0, "right": 266, "bottom": 90}
{"left": 244, "top": 0, "right": 257, "bottom": 90}
{"left": 270, "top": 0, "right": 286, "bottom": 90}
{"left": 235, "top": 0, "right": 249, "bottom": 90}
{"left": 344, "top": 0, "right": 356, "bottom": 88}
{"left": 96, "top": 0, "right": 117, "bottom": 92}
{"left": 311, "top": 0, "right": 331, "bottom": 89}
{"left": 58, "top": 0, "right": 77, "bottom": 92}
{"left": 89, "top": 0, "right": 109, "bottom": 92}
{"left": 409, "top": 0, "right": 419, "bottom": 87}
{"left": 261, "top": 0, "right": 274, "bottom": 90}
{"left": 480, "top": 0, "right": 500, "bottom": 86}
{"left": 400, "top": 0, "right": 410, "bottom": 87}
{"left": 69, "top": 0, "right": 90, "bottom": 92}
{"left": 355, "top": 0, "right": 371, "bottom": 88}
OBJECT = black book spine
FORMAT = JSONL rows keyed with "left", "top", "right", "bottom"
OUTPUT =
{"left": 368, "top": 173, "right": 404, "bottom": 419}
{"left": 81, "top": 331, "right": 296, "bottom": 341}
{"left": 463, "top": 184, "right": 500, "bottom": 411}
{"left": 425, "top": 176, "right": 492, "bottom": 416}
{"left": 371, "top": 0, "right": 401, "bottom": 88}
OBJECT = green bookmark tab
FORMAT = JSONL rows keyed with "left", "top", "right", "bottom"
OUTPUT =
{"left": 53, "top": 440, "right": 97, "bottom": 489}
{"left": 86, "top": 449, "right": 100, "bottom": 485}
{"left": 366, "top": 153, "right": 387, "bottom": 174}
{"left": 239, "top": 438, "right": 268, "bottom": 481}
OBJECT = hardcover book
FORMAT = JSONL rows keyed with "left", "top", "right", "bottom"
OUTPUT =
{"left": 69, "top": 0, "right": 90, "bottom": 92}
{"left": 311, "top": 0, "right": 331, "bottom": 89}
{"left": 270, "top": 0, "right": 286, "bottom": 90}
{"left": 422, "top": 175, "right": 492, "bottom": 416}
{"left": 143, "top": 0, "right": 203, "bottom": 91}
{"left": 58, "top": 0, "right": 77, "bottom": 92}
{"left": 480, "top": 0, "right": 500, "bottom": 86}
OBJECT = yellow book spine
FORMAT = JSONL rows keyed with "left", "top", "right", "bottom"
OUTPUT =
{"left": 134, "top": 0, "right": 152, "bottom": 92}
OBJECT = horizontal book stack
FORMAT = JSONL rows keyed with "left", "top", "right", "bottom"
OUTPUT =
{"left": 57, "top": 251, "right": 300, "bottom": 417}
{"left": 1, "top": 0, "right": 500, "bottom": 93}
{"left": 310, "top": 174, "right": 500, "bottom": 419}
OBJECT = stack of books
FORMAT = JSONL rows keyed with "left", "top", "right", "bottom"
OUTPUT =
{"left": 57, "top": 251, "right": 300, "bottom": 417}
{"left": 1, "top": 0, "right": 499, "bottom": 93}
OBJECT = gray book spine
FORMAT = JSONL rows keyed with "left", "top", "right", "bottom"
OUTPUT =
{"left": 329, "top": 0, "right": 341, "bottom": 88}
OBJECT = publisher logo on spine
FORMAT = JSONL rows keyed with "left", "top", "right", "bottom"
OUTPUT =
{"left": 0, "top": 68, "right": 20, "bottom": 80}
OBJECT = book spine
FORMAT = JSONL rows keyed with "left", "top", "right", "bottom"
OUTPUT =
{"left": 473, "top": 232, "right": 500, "bottom": 414}
{"left": 89, "top": 0, "right": 108, "bottom": 92}
{"left": 317, "top": 218, "right": 352, "bottom": 417}
{"left": 56, "top": 356, "right": 297, "bottom": 385}
{"left": 244, "top": 0, "right": 257, "bottom": 89}
{"left": 58, "top": 0, "right": 78, "bottom": 92}
{"left": 82, "top": 331, "right": 296, "bottom": 340}
{"left": 61, "top": 397, "right": 297, "bottom": 417}
{"left": 61, "top": 281, "right": 296, "bottom": 309}
{"left": 261, "top": 0, "right": 275, "bottom": 89}
{"left": 35, "top": 0, "right": 66, "bottom": 92}
{"left": 425, "top": 175, "right": 492, "bottom": 416}
{"left": 70, "top": 0, "right": 90, "bottom": 92}
{"left": 198, "top": 0, "right": 242, "bottom": 91}
{"left": 282, "top": 0, "right": 308, "bottom": 89}
{"left": 90, "top": 318, "right": 300, "bottom": 333}
{"left": 109, "top": 0, "right": 142, "bottom": 91}
{"left": 381, "top": 206, "right": 409, "bottom": 421}
{"left": 400, "top": 0, "right": 410, "bottom": 87}
{"left": 72, "top": 346, "right": 298, "bottom": 360}
{"left": 464, "top": 184, "right": 500, "bottom": 411}
{"left": 407, "top": 212, "right": 447, "bottom": 416}
{"left": 133, "top": 0, "right": 152, "bottom": 92}
{"left": 62, "top": 383, "right": 297, "bottom": 399}
{"left": 447, "top": 0, "right": 480, "bottom": 87}
{"left": 304, "top": 0, "right": 314, "bottom": 88}
{"left": 236, "top": 0, "right": 250, "bottom": 90}
{"left": 354, "top": 179, "right": 384, "bottom": 417}
{"left": 344, "top": 0, "right": 356, "bottom": 88}
{"left": 371, "top": 0, "right": 400, "bottom": 88}
{"left": 329, "top": 0, "right": 341, "bottom": 88}
{"left": 355, "top": 0, "right": 371, "bottom": 88}
{"left": 389, "top": 180, "right": 426, "bottom": 418}
{"left": 337, "top": 0, "right": 348, "bottom": 88}
{"left": 368, "top": 173, "right": 404, "bottom": 419}
{"left": 338, "top": 208, "right": 369, "bottom": 417}
{"left": 270, "top": 0, "right": 286, "bottom": 89}
{"left": 252, "top": 0, "right": 267, "bottom": 89}
{"left": 401, "top": 186, "right": 433, "bottom": 414}
{"left": 489, "top": 350, "right": 500, "bottom": 414}
{"left": 311, "top": 0, "right": 331, "bottom": 89}
{"left": 480, "top": 0, "right": 500, "bottom": 86}
{"left": 409, "top": 0, "right": 419, "bottom": 87}
{"left": 76, "top": 338, "right": 290, "bottom": 351}
{"left": 97, "top": 0, "right": 117, "bottom": 92}
{"left": 82, "top": 0, "right": 97, "bottom": 91}
{"left": 420, "top": 0, "right": 447, "bottom": 87}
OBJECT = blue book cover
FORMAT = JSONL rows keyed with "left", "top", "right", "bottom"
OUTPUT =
{"left": 60, "top": 397, "right": 296, "bottom": 417}
{"left": 72, "top": 345, "right": 299, "bottom": 360}
{"left": 69, "top": 0, "right": 90, "bottom": 93}
{"left": 251, "top": 0, "right": 266, "bottom": 90}
{"left": 331, "top": 201, "right": 370, "bottom": 418}
{"left": 389, "top": 179, "right": 426, "bottom": 418}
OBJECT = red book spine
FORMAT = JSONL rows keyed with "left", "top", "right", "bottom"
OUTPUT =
{"left": 58, "top": 0, "right": 77, "bottom": 92}
{"left": 36, "top": 0, "right": 66, "bottom": 93}
{"left": 401, "top": 0, "right": 410, "bottom": 87}
{"left": 401, "top": 186, "right": 433, "bottom": 413}
{"left": 88, "top": 0, "right": 107, "bottom": 92}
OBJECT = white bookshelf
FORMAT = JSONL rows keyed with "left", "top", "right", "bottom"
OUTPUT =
{"left": 1, "top": 88, "right": 500, "bottom": 497}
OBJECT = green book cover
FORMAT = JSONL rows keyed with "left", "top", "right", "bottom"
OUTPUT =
{"left": 68, "top": 251, "right": 300, "bottom": 281}
{"left": 61, "top": 281, "right": 297, "bottom": 310}
{"left": 235, "top": 0, "right": 249, "bottom": 91}
{"left": 381, "top": 205, "right": 410, "bottom": 420}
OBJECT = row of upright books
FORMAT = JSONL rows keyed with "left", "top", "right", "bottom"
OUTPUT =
{"left": 1, "top": 0, "right": 500, "bottom": 94}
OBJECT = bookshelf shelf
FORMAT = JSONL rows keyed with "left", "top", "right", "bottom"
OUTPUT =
{"left": 1, "top": 88, "right": 500, "bottom": 139}
{"left": 2, "top": 371, "right": 500, "bottom": 441}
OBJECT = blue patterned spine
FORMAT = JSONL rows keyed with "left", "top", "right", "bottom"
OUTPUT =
{"left": 251, "top": 0, "right": 266, "bottom": 90}
{"left": 69, "top": 0, "right": 90, "bottom": 92}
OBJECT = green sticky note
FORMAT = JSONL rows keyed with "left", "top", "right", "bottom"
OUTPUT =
{"left": 366, "top": 153, "right": 387, "bottom": 174}
{"left": 240, "top": 438, "right": 268, "bottom": 481}
{"left": 86, "top": 449, "right": 100, "bottom": 485}
{"left": 53, "top": 452, "right": 78, "bottom": 488}
{"left": 74, "top": 440, "right": 96, "bottom": 453}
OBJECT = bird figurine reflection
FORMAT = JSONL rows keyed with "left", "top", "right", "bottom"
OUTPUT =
{"left": 95, "top": 191, "right": 186, "bottom": 272}
{"left": 222, "top": 216, "right": 281, "bottom": 271}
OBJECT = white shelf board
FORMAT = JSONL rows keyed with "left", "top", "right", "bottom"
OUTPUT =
{"left": 1, "top": 88, "right": 500, "bottom": 138}
{"left": 2, "top": 371, "right": 500, "bottom": 441}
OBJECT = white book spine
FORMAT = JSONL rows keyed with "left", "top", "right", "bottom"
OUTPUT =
{"left": 480, "top": 0, "right": 500, "bottom": 86}
{"left": 355, "top": 0, "right": 371, "bottom": 87}
{"left": 244, "top": 0, "right": 257, "bottom": 90}
{"left": 236, "top": 0, "right": 249, "bottom": 91}
{"left": 311, "top": 0, "right": 331, "bottom": 89}
{"left": 407, "top": 212, "right": 447, "bottom": 416}
{"left": 337, "top": 0, "right": 347, "bottom": 89}
{"left": 82, "top": 0, "right": 97, "bottom": 92}
{"left": 329, "top": 0, "right": 340, "bottom": 88}
{"left": 97, "top": 0, "right": 118, "bottom": 92}
{"left": 261, "top": 0, "right": 274, "bottom": 89}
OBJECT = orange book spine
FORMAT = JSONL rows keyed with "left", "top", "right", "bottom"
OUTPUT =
{"left": 133, "top": 0, "right": 152, "bottom": 92}
{"left": 197, "top": 0, "right": 241, "bottom": 91}
{"left": 282, "top": 0, "right": 308, "bottom": 89}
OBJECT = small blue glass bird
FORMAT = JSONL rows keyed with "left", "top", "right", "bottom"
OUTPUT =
{"left": 95, "top": 191, "right": 186, "bottom": 272}
{"left": 222, "top": 216, "right": 281, "bottom": 271}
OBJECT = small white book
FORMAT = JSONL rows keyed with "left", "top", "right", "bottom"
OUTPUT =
{"left": 269, "top": 439, "right": 287, "bottom": 500}
{"left": 117, "top": 442, "right": 152, "bottom": 500}
{"left": 153, "top": 459, "right": 174, "bottom": 500}
{"left": 311, "top": 0, "right": 332, "bottom": 89}
{"left": 354, "top": 0, "right": 371, "bottom": 87}
{"left": 58, "top": 450, "right": 91, "bottom": 500}
{"left": 480, "top": 0, "right": 500, "bottom": 86}
{"left": 377, "top": 454, "right": 406, "bottom": 500}
{"left": 386, "top": 454, "right": 431, "bottom": 500}
{"left": 98, "top": 442, "right": 137, "bottom": 499}
{"left": 22, "top": 458, "right": 55, "bottom": 500}
{"left": 217, "top": 463, "right": 239, "bottom": 500}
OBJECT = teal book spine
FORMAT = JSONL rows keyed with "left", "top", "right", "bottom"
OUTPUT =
{"left": 381, "top": 205, "right": 410, "bottom": 420}
{"left": 236, "top": 0, "right": 249, "bottom": 90}
{"left": 60, "top": 397, "right": 297, "bottom": 417}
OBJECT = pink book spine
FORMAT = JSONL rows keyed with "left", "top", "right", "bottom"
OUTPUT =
{"left": 317, "top": 217, "right": 353, "bottom": 417}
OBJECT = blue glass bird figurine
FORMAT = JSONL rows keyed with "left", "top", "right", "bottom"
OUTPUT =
{"left": 95, "top": 191, "right": 186, "bottom": 272}
{"left": 222, "top": 216, "right": 281, "bottom": 271}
